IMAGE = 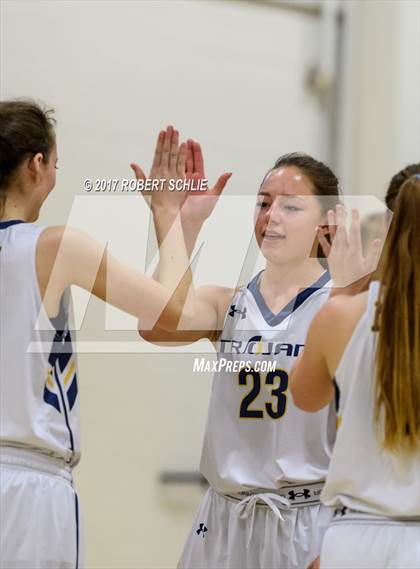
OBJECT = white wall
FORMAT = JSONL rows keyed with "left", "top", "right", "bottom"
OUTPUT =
{"left": 338, "top": 0, "right": 420, "bottom": 200}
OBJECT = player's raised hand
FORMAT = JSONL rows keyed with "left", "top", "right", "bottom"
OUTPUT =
{"left": 318, "top": 204, "right": 382, "bottom": 289}
{"left": 181, "top": 139, "right": 232, "bottom": 225}
{"left": 130, "top": 125, "right": 188, "bottom": 213}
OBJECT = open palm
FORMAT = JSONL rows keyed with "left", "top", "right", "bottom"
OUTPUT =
{"left": 181, "top": 139, "right": 231, "bottom": 225}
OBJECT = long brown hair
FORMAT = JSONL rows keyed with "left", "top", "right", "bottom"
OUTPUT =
{"left": 373, "top": 174, "right": 420, "bottom": 452}
{"left": 0, "top": 99, "right": 56, "bottom": 216}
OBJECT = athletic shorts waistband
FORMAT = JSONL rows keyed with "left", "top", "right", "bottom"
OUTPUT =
{"left": 0, "top": 446, "right": 73, "bottom": 483}
{"left": 222, "top": 481, "right": 324, "bottom": 509}
{"left": 331, "top": 506, "right": 420, "bottom": 525}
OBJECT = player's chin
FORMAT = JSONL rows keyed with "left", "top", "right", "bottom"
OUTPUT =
{"left": 261, "top": 244, "right": 291, "bottom": 264}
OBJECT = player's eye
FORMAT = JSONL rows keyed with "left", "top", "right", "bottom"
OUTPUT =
{"left": 257, "top": 201, "right": 269, "bottom": 209}
{"left": 284, "top": 205, "right": 301, "bottom": 212}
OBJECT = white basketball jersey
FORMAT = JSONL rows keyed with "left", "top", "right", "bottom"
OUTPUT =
{"left": 201, "top": 271, "right": 336, "bottom": 494}
{"left": 0, "top": 220, "right": 80, "bottom": 465}
{"left": 321, "top": 281, "right": 420, "bottom": 517}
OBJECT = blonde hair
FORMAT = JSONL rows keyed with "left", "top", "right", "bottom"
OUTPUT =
{"left": 373, "top": 175, "right": 420, "bottom": 452}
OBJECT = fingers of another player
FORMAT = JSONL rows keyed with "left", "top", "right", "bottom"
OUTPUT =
{"left": 161, "top": 125, "right": 173, "bottom": 173}
{"left": 186, "top": 139, "right": 194, "bottom": 176}
{"left": 192, "top": 141, "right": 204, "bottom": 176}
{"left": 151, "top": 130, "right": 165, "bottom": 173}
{"left": 169, "top": 128, "right": 180, "bottom": 172}
{"left": 335, "top": 204, "right": 348, "bottom": 248}
{"left": 210, "top": 172, "right": 232, "bottom": 197}
{"left": 327, "top": 209, "right": 337, "bottom": 241}
{"left": 349, "top": 208, "right": 363, "bottom": 252}
{"left": 317, "top": 226, "right": 331, "bottom": 257}
{"left": 130, "top": 163, "right": 146, "bottom": 181}
{"left": 177, "top": 143, "right": 187, "bottom": 177}
{"left": 366, "top": 238, "right": 382, "bottom": 272}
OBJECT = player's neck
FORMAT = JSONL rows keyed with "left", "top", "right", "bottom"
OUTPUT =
{"left": 0, "top": 194, "right": 38, "bottom": 223}
{"left": 261, "top": 258, "right": 326, "bottom": 297}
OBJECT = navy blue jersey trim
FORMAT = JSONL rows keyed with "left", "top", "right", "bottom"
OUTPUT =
{"left": 55, "top": 371, "right": 75, "bottom": 451}
{"left": 0, "top": 220, "right": 25, "bottom": 229}
{"left": 333, "top": 378, "right": 340, "bottom": 412}
{"left": 247, "top": 270, "right": 331, "bottom": 327}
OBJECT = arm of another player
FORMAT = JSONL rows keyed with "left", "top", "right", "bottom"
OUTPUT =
{"left": 37, "top": 224, "right": 196, "bottom": 331}
{"left": 36, "top": 126, "right": 204, "bottom": 330}
{"left": 290, "top": 293, "right": 368, "bottom": 412}
{"left": 289, "top": 301, "right": 336, "bottom": 412}
{"left": 138, "top": 284, "right": 236, "bottom": 345}
{"left": 138, "top": 138, "right": 234, "bottom": 344}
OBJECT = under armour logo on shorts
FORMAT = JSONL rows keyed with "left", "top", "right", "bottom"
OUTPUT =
{"left": 196, "top": 523, "right": 208, "bottom": 538}
{"left": 288, "top": 489, "right": 311, "bottom": 501}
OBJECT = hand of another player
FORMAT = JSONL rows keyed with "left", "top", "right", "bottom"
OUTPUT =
{"left": 307, "top": 555, "right": 320, "bottom": 569}
{"left": 318, "top": 204, "right": 382, "bottom": 289}
{"left": 180, "top": 139, "right": 232, "bottom": 226}
{"left": 130, "top": 125, "right": 188, "bottom": 214}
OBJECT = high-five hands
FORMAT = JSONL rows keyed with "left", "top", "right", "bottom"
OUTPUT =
{"left": 130, "top": 125, "right": 188, "bottom": 214}
{"left": 181, "top": 139, "right": 232, "bottom": 226}
{"left": 318, "top": 204, "right": 382, "bottom": 290}
{"left": 130, "top": 128, "right": 231, "bottom": 226}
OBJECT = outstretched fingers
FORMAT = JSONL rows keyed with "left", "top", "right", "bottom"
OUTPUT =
{"left": 177, "top": 143, "right": 187, "bottom": 177}
{"left": 161, "top": 125, "right": 173, "bottom": 173}
{"left": 317, "top": 226, "right": 331, "bottom": 257}
{"left": 366, "top": 238, "right": 382, "bottom": 273}
{"left": 349, "top": 208, "right": 363, "bottom": 252}
{"left": 210, "top": 172, "right": 232, "bottom": 197}
{"left": 151, "top": 130, "right": 165, "bottom": 172}
{"left": 169, "top": 128, "right": 180, "bottom": 172}
{"left": 192, "top": 141, "right": 204, "bottom": 177}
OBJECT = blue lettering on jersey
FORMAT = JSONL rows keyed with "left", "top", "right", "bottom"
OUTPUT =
{"left": 219, "top": 335, "right": 305, "bottom": 357}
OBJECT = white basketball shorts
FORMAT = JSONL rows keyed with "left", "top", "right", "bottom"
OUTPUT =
{"left": 0, "top": 447, "right": 82, "bottom": 569}
{"left": 178, "top": 484, "right": 333, "bottom": 569}
{"left": 320, "top": 508, "right": 420, "bottom": 569}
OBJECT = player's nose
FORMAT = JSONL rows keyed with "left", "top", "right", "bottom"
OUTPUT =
{"left": 265, "top": 200, "right": 284, "bottom": 225}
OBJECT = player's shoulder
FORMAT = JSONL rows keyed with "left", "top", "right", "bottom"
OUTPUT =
{"left": 314, "top": 291, "right": 369, "bottom": 331}
{"left": 38, "top": 225, "right": 95, "bottom": 255}
{"left": 198, "top": 284, "right": 238, "bottom": 316}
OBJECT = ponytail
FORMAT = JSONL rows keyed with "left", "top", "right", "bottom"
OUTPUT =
{"left": 373, "top": 175, "right": 420, "bottom": 452}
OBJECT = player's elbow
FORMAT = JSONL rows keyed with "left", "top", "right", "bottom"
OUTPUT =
{"left": 138, "top": 327, "right": 162, "bottom": 344}
{"left": 289, "top": 374, "right": 324, "bottom": 413}
{"left": 292, "top": 390, "right": 325, "bottom": 413}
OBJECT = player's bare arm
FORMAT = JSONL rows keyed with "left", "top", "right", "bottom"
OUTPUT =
{"left": 139, "top": 284, "right": 236, "bottom": 345}
{"left": 290, "top": 292, "right": 368, "bottom": 412}
{"left": 138, "top": 137, "right": 234, "bottom": 345}
{"left": 36, "top": 126, "right": 198, "bottom": 332}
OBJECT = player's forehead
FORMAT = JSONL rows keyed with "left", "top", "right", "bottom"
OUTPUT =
{"left": 258, "top": 166, "right": 315, "bottom": 199}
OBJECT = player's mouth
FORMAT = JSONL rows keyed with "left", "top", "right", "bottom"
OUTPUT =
{"left": 262, "top": 230, "right": 285, "bottom": 241}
